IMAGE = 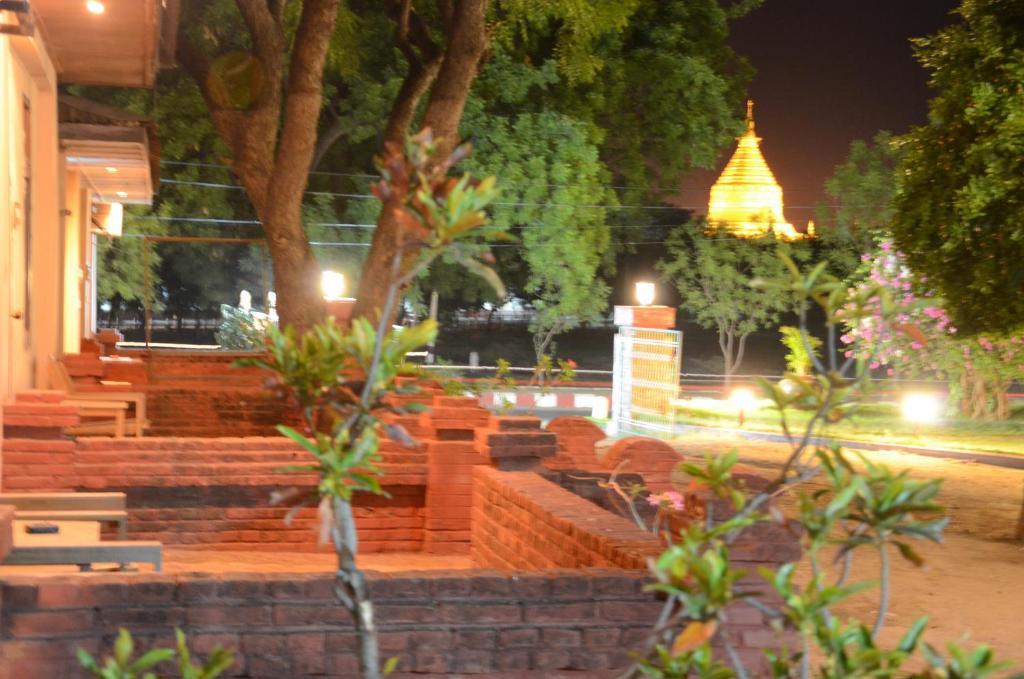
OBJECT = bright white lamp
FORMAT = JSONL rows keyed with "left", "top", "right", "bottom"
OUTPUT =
{"left": 321, "top": 270, "right": 346, "bottom": 300}
{"left": 729, "top": 387, "right": 757, "bottom": 427}
{"left": 635, "top": 281, "right": 656, "bottom": 306}
{"left": 901, "top": 393, "right": 941, "bottom": 425}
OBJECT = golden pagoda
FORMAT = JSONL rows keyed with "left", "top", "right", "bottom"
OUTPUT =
{"left": 707, "top": 101, "right": 801, "bottom": 239}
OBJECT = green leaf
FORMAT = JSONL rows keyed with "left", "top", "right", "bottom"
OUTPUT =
{"left": 458, "top": 258, "right": 506, "bottom": 299}
{"left": 113, "top": 628, "right": 134, "bottom": 667}
{"left": 129, "top": 648, "right": 175, "bottom": 672}
{"left": 898, "top": 616, "right": 929, "bottom": 653}
{"left": 894, "top": 541, "right": 925, "bottom": 567}
{"left": 276, "top": 425, "right": 320, "bottom": 456}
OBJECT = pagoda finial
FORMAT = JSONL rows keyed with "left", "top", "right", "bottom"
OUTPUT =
{"left": 746, "top": 99, "right": 755, "bottom": 132}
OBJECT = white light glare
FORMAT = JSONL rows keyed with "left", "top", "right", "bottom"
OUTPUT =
{"left": 321, "top": 270, "right": 346, "bottom": 300}
{"left": 635, "top": 281, "right": 656, "bottom": 306}
{"left": 86, "top": 1, "right": 106, "bottom": 15}
{"left": 729, "top": 387, "right": 757, "bottom": 411}
{"left": 901, "top": 393, "right": 942, "bottom": 424}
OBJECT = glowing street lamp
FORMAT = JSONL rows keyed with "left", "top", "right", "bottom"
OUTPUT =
{"left": 901, "top": 393, "right": 942, "bottom": 435}
{"left": 729, "top": 387, "right": 757, "bottom": 427}
{"left": 321, "top": 270, "right": 346, "bottom": 301}
{"left": 635, "top": 281, "right": 656, "bottom": 306}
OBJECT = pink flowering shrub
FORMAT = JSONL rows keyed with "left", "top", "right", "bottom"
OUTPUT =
{"left": 843, "top": 241, "right": 1024, "bottom": 419}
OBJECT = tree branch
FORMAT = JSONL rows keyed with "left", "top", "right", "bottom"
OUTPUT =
{"left": 234, "top": 0, "right": 284, "bottom": 61}
{"left": 419, "top": 0, "right": 490, "bottom": 159}
{"left": 438, "top": 0, "right": 455, "bottom": 35}
{"left": 382, "top": 0, "right": 443, "bottom": 144}
{"left": 735, "top": 331, "right": 750, "bottom": 375}
{"left": 311, "top": 114, "right": 353, "bottom": 171}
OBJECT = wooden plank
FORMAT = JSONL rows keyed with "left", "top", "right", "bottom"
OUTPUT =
{"left": 16, "top": 510, "right": 127, "bottom": 540}
{"left": 6, "top": 542, "right": 163, "bottom": 572}
{"left": 0, "top": 492, "right": 125, "bottom": 511}
{"left": 13, "top": 520, "right": 99, "bottom": 546}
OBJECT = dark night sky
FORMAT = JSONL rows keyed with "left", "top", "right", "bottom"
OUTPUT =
{"left": 681, "top": 0, "right": 959, "bottom": 224}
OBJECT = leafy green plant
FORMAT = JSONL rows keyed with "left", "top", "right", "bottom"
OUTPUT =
{"left": 77, "top": 628, "right": 233, "bottom": 679}
{"left": 779, "top": 326, "right": 820, "bottom": 376}
{"left": 214, "top": 304, "right": 272, "bottom": 351}
{"left": 622, "top": 255, "right": 1020, "bottom": 679}
{"left": 241, "top": 131, "right": 506, "bottom": 679}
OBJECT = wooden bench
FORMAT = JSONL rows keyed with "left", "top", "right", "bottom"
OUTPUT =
{"left": 50, "top": 357, "right": 148, "bottom": 437}
{"left": 6, "top": 520, "right": 161, "bottom": 572}
{"left": 65, "top": 399, "right": 128, "bottom": 438}
{"left": 0, "top": 492, "right": 128, "bottom": 540}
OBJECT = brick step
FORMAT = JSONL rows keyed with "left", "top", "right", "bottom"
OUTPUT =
{"left": 13, "top": 390, "right": 66, "bottom": 404}
{"left": 70, "top": 449, "right": 427, "bottom": 464}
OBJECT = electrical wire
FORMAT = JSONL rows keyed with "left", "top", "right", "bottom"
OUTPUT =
{"left": 158, "top": 158, "right": 880, "bottom": 201}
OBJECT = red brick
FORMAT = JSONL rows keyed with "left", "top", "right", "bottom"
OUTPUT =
{"left": 9, "top": 610, "right": 94, "bottom": 637}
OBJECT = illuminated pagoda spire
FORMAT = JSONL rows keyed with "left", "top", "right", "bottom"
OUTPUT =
{"left": 707, "top": 101, "right": 801, "bottom": 239}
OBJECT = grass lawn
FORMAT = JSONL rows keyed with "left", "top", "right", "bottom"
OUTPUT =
{"left": 671, "top": 398, "right": 1024, "bottom": 456}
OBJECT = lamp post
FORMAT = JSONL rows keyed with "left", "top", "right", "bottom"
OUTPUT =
{"left": 609, "top": 280, "right": 682, "bottom": 436}
{"left": 322, "top": 270, "right": 356, "bottom": 327}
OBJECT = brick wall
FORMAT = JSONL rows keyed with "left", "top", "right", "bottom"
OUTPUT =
{"left": 471, "top": 466, "right": 662, "bottom": 570}
{"left": 0, "top": 504, "right": 12, "bottom": 562}
{"left": 144, "top": 386, "right": 299, "bottom": 437}
{"left": 1, "top": 437, "right": 428, "bottom": 552}
{"left": 0, "top": 569, "right": 661, "bottom": 678}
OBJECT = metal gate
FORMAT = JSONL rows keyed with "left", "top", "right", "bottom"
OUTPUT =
{"left": 610, "top": 326, "right": 682, "bottom": 436}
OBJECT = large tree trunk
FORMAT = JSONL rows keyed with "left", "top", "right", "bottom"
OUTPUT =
{"left": 353, "top": 0, "right": 489, "bottom": 322}
{"left": 177, "top": 0, "right": 339, "bottom": 332}
{"left": 259, "top": 0, "right": 341, "bottom": 330}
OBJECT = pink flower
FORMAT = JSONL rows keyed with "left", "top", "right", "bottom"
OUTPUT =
{"left": 978, "top": 337, "right": 994, "bottom": 351}
{"left": 647, "top": 491, "right": 685, "bottom": 511}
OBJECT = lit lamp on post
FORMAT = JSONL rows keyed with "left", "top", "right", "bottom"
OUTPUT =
{"left": 609, "top": 281, "right": 682, "bottom": 436}
{"left": 635, "top": 281, "right": 656, "bottom": 307}
{"left": 322, "top": 270, "right": 356, "bottom": 328}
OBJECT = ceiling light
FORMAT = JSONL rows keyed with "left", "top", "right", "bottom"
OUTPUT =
{"left": 86, "top": 1, "right": 105, "bottom": 15}
{"left": 116, "top": 191, "right": 128, "bottom": 198}
{"left": 105, "top": 166, "right": 118, "bottom": 174}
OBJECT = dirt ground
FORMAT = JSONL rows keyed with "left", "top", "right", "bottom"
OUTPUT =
{"left": 670, "top": 433, "right": 1024, "bottom": 665}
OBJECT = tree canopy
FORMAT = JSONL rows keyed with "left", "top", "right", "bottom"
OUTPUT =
{"left": 657, "top": 222, "right": 795, "bottom": 379}
{"left": 814, "top": 131, "right": 902, "bottom": 279}
{"left": 891, "top": 0, "right": 1024, "bottom": 336}
{"left": 92, "top": 0, "right": 758, "bottom": 341}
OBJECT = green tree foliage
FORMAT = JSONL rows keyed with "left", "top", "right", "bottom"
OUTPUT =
{"left": 814, "top": 131, "right": 902, "bottom": 278}
{"left": 658, "top": 222, "right": 795, "bottom": 379}
{"left": 91, "top": 0, "right": 755, "bottom": 336}
{"left": 891, "top": 0, "right": 1024, "bottom": 336}
{"left": 779, "top": 325, "right": 821, "bottom": 376}
{"left": 513, "top": 0, "right": 758, "bottom": 204}
{"left": 461, "top": 104, "right": 614, "bottom": 361}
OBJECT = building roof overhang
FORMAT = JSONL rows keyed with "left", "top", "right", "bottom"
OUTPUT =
{"left": 59, "top": 95, "right": 158, "bottom": 205}
{"left": 18, "top": 0, "right": 178, "bottom": 87}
